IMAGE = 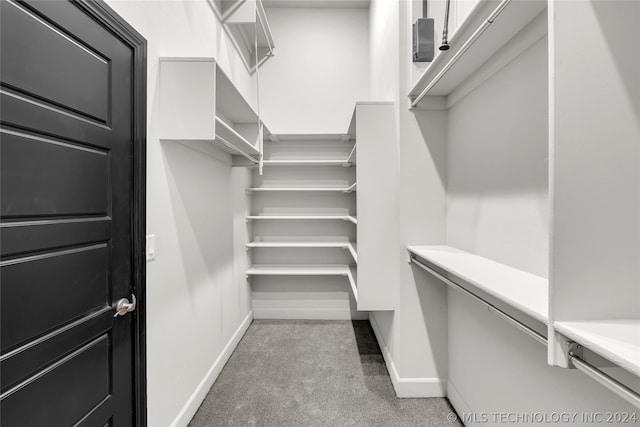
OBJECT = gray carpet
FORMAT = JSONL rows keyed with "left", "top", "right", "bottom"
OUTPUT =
{"left": 189, "top": 320, "right": 462, "bottom": 427}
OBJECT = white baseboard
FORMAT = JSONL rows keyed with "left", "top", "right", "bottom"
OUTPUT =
{"left": 170, "top": 311, "right": 253, "bottom": 427}
{"left": 253, "top": 308, "right": 369, "bottom": 320}
{"left": 447, "top": 380, "right": 478, "bottom": 427}
{"left": 369, "top": 313, "right": 447, "bottom": 398}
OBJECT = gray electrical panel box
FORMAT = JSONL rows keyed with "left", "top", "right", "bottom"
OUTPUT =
{"left": 413, "top": 18, "right": 434, "bottom": 62}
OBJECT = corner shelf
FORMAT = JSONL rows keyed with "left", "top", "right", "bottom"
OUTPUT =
{"left": 408, "top": 0, "right": 546, "bottom": 108}
{"left": 247, "top": 187, "right": 354, "bottom": 192}
{"left": 247, "top": 264, "right": 351, "bottom": 276}
{"left": 555, "top": 320, "right": 640, "bottom": 377}
{"left": 247, "top": 240, "right": 357, "bottom": 263}
{"left": 262, "top": 160, "right": 351, "bottom": 167}
{"left": 247, "top": 215, "right": 357, "bottom": 224}
{"left": 408, "top": 245, "right": 548, "bottom": 324}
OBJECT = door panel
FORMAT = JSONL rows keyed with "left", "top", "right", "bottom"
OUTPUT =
{"left": 1, "top": 336, "right": 111, "bottom": 427}
{"left": 1, "top": 131, "right": 109, "bottom": 218}
{"left": 1, "top": 0, "right": 111, "bottom": 123}
{"left": 1, "top": 244, "right": 109, "bottom": 352}
{"left": 0, "top": 1, "right": 143, "bottom": 425}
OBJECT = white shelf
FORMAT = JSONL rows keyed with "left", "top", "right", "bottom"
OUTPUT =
{"left": 267, "top": 133, "right": 353, "bottom": 142}
{"left": 408, "top": 245, "right": 548, "bottom": 323}
{"left": 262, "top": 160, "right": 351, "bottom": 167}
{"left": 247, "top": 264, "right": 350, "bottom": 276}
{"left": 247, "top": 187, "right": 353, "bottom": 192}
{"left": 408, "top": 0, "right": 546, "bottom": 108}
{"left": 247, "top": 215, "right": 357, "bottom": 224}
{"left": 555, "top": 320, "right": 640, "bottom": 376}
{"left": 247, "top": 241, "right": 357, "bottom": 263}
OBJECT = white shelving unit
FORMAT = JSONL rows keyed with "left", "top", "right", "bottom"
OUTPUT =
{"left": 409, "top": 0, "right": 547, "bottom": 109}
{"left": 408, "top": 246, "right": 548, "bottom": 324}
{"left": 408, "top": 0, "right": 640, "bottom": 405}
{"left": 213, "top": 0, "right": 275, "bottom": 70}
{"left": 159, "top": 58, "right": 265, "bottom": 164}
{"left": 548, "top": 0, "right": 640, "bottom": 390}
{"left": 246, "top": 132, "right": 359, "bottom": 307}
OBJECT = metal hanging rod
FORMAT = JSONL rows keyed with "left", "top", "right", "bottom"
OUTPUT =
{"left": 568, "top": 348, "right": 640, "bottom": 410}
{"left": 411, "top": 0, "right": 512, "bottom": 108}
{"left": 216, "top": 135, "right": 259, "bottom": 164}
{"left": 409, "top": 254, "right": 546, "bottom": 345}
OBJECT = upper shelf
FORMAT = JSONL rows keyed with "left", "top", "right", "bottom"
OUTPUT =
{"left": 219, "top": 0, "right": 275, "bottom": 71}
{"left": 159, "top": 58, "right": 262, "bottom": 162}
{"left": 555, "top": 320, "right": 640, "bottom": 377}
{"left": 408, "top": 0, "right": 547, "bottom": 108}
{"left": 408, "top": 245, "right": 548, "bottom": 323}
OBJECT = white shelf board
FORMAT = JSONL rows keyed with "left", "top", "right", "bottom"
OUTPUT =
{"left": 344, "top": 182, "right": 357, "bottom": 193}
{"left": 215, "top": 116, "right": 260, "bottom": 158}
{"left": 247, "top": 215, "right": 357, "bottom": 224}
{"left": 246, "top": 241, "right": 357, "bottom": 263}
{"left": 262, "top": 159, "right": 351, "bottom": 166}
{"left": 247, "top": 187, "right": 353, "bottom": 192}
{"left": 555, "top": 320, "right": 640, "bottom": 376}
{"left": 247, "top": 264, "right": 350, "bottom": 276}
{"left": 408, "top": 245, "right": 548, "bottom": 323}
{"left": 408, "top": 0, "right": 546, "bottom": 107}
{"left": 267, "top": 133, "right": 353, "bottom": 142}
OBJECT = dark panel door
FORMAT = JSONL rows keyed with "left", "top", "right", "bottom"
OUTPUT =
{"left": 0, "top": 1, "right": 142, "bottom": 425}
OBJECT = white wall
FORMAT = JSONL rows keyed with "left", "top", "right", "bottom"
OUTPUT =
{"left": 259, "top": 7, "right": 370, "bottom": 133}
{"left": 446, "top": 37, "right": 549, "bottom": 276}
{"left": 102, "top": 2, "right": 254, "bottom": 426}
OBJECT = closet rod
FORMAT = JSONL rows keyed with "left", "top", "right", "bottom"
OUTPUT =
{"left": 216, "top": 135, "right": 259, "bottom": 164}
{"left": 569, "top": 353, "right": 640, "bottom": 410}
{"left": 409, "top": 254, "right": 547, "bottom": 345}
{"left": 410, "top": 0, "right": 511, "bottom": 108}
{"left": 410, "top": 254, "right": 640, "bottom": 408}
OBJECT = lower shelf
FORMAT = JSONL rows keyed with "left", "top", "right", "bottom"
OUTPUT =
{"left": 246, "top": 264, "right": 351, "bottom": 276}
{"left": 555, "top": 320, "right": 640, "bottom": 376}
{"left": 246, "top": 215, "right": 358, "bottom": 224}
{"left": 246, "top": 264, "right": 359, "bottom": 303}
{"left": 246, "top": 241, "right": 357, "bottom": 263}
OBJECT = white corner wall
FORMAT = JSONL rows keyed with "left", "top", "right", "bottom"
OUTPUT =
{"left": 102, "top": 2, "right": 255, "bottom": 426}
{"left": 259, "top": 7, "right": 370, "bottom": 133}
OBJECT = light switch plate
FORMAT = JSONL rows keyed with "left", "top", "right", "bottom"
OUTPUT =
{"left": 146, "top": 234, "right": 155, "bottom": 261}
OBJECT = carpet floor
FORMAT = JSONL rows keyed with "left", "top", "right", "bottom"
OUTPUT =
{"left": 189, "top": 320, "right": 462, "bottom": 427}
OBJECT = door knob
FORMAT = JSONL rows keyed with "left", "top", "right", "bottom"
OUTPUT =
{"left": 114, "top": 294, "right": 137, "bottom": 317}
